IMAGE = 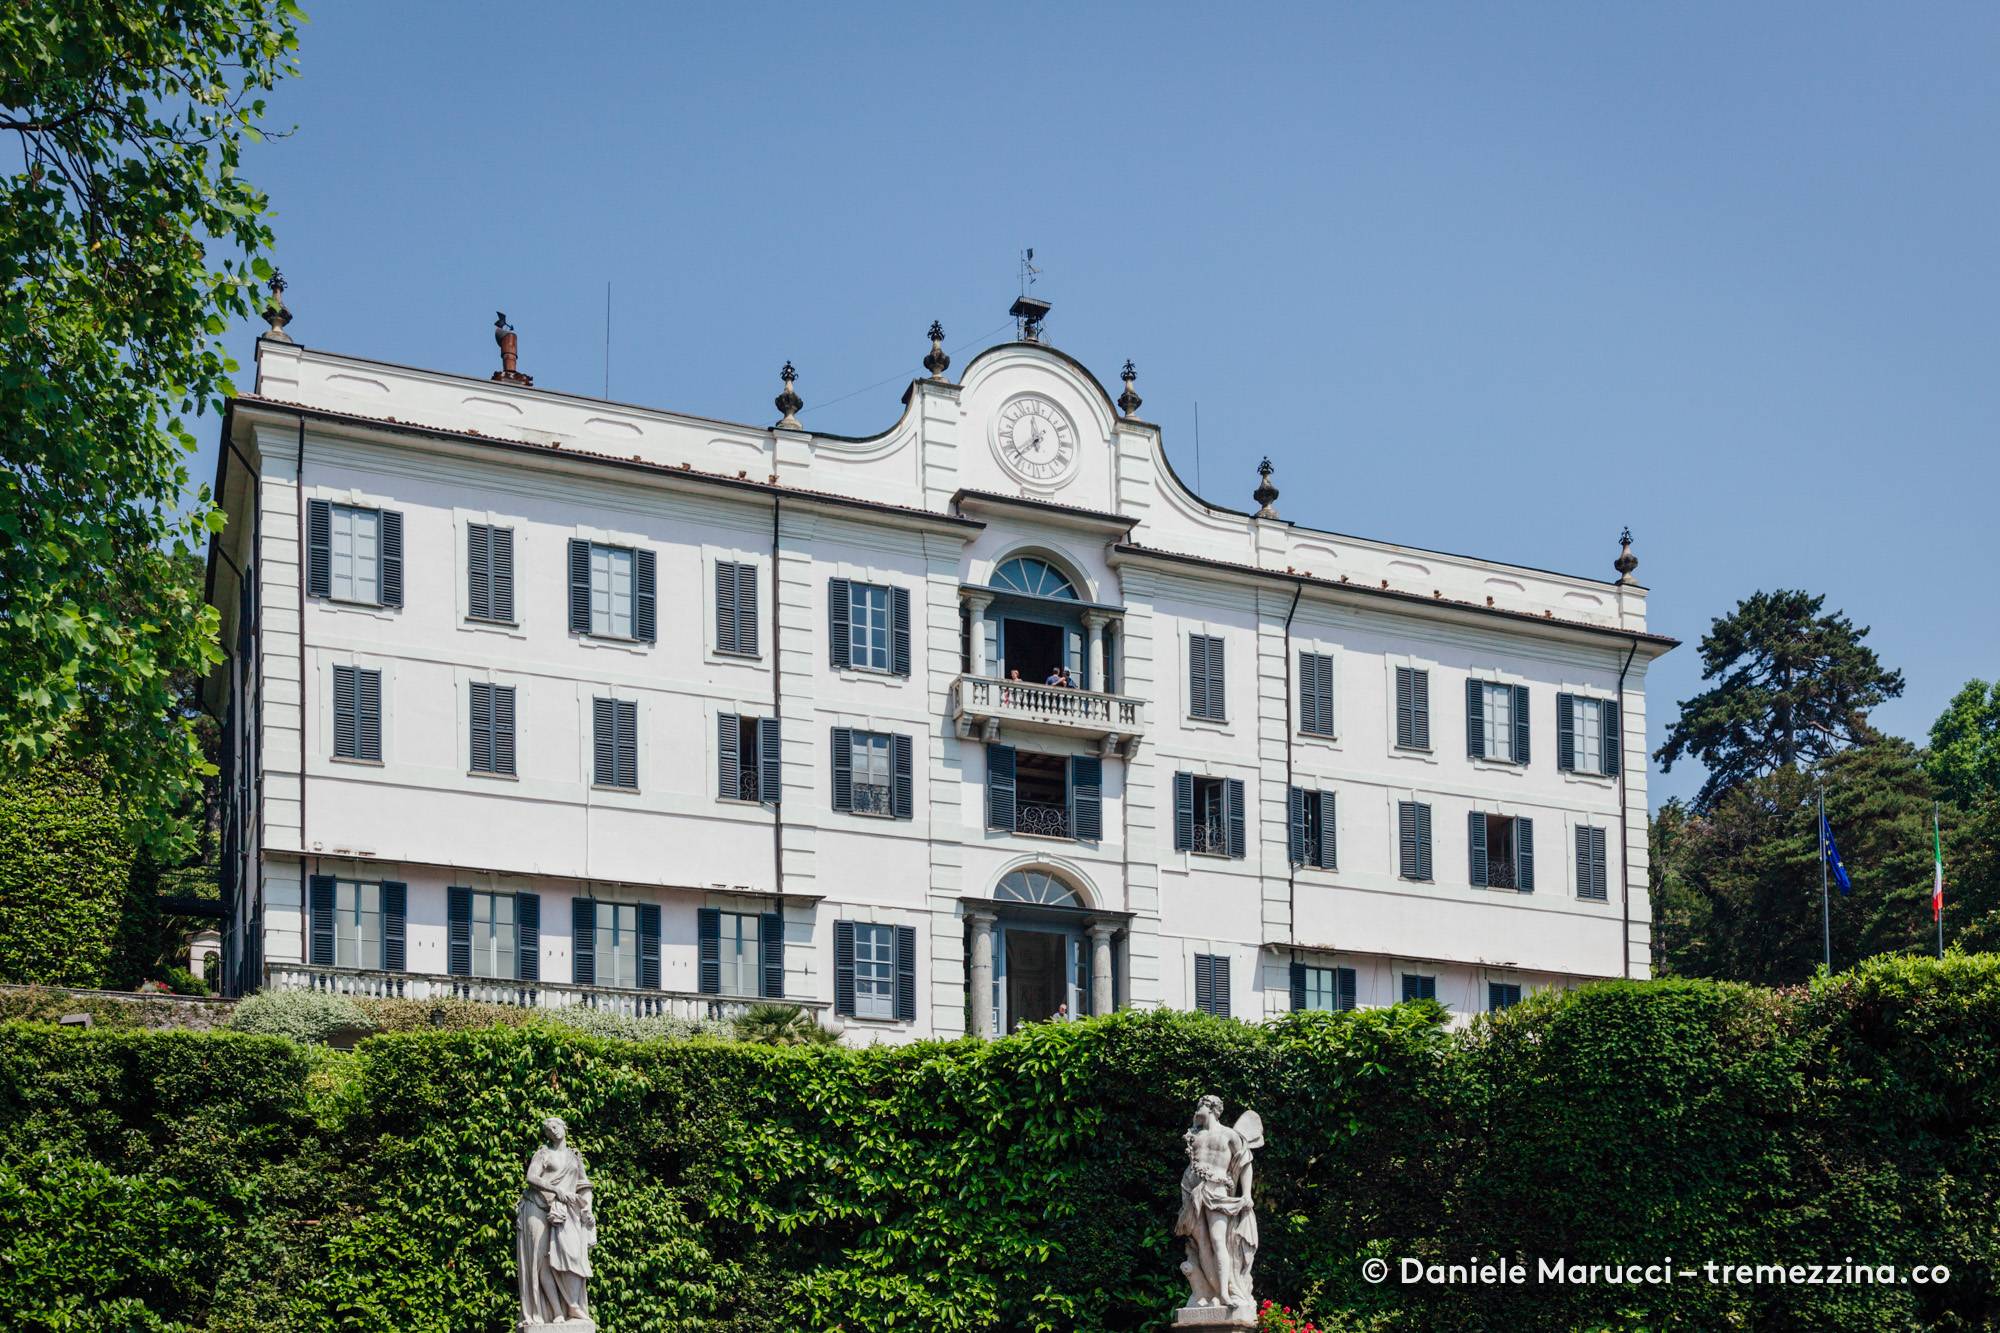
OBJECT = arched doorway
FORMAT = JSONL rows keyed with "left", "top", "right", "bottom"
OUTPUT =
{"left": 967, "top": 867, "right": 1126, "bottom": 1035}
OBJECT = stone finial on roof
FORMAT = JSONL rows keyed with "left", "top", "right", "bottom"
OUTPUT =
{"left": 923, "top": 321, "right": 950, "bottom": 380}
{"left": 775, "top": 360, "right": 803, "bottom": 429}
{"left": 1117, "top": 360, "right": 1142, "bottom": 418}
{"left": 492, "top": 311, "right": 533, "bottom": 386}
{"left": 1253, "top": 457, "right": 1280, "bottom": 519}
{"left": 260, "top": 269, "right": 293, "bottom": 342}
{"left": 1614, "top": 527, "right": 1639, "bottom": 583}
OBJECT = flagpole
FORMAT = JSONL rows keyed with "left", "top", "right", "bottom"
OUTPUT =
{"left": 1936, "top": 802, "right": 1945, "bottom": 960}
{"left": 1819, "top": 782, "right": 1831, "bottom": 974}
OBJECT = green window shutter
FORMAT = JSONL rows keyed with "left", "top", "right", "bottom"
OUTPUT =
{"left": 1415, "top": 802, "right": 1433, "bottom": 881}
{"left": 1336, "top": 966, "right": 1357, "bottom": 1011}
{"left": 1289, "top": 962, "right": 1307, "bottom": 1011}
{"left": 515, "top": 892, "right": 540, "bottom": 981}
{"left": 1398, "top": 802, "right": 1420, "bottom": 879}
{"left": 1287, "top": 787, "right": 1307, "bottom": 866}
{"left": 1070, "top": 755, "right": 1102, "bottom": 841}
{"left": 697, "top": 907, "right": 720, "bottom": 994}
{"left": 1557, "top": 693, "right": 1576, "bottom": 772}
{"left": 1515, "top": 816, "right": 1535, "bottom": 892}
{"left": 378, "top": 511, "right": 403, "bottom": 608}
{"left": 632, "top": 548, "right": 657, "bottom": 643}
{"left": 1602, "top": 699, "right": 1622, "bottom": 777}
{"left": 447, "top": 885, "right": 472, "bottom": 975}
{"left": 356, "top": 669, "right": 381, "bottom": 761}
{"left": 1468, "top": 811, "right": 1489, "bottom": 887}
{"left": 830, "top": 727, "right": 853, "bottom": 812}
{"left": 492, "top": 686, "right": 515, "bottom": 776}
{"left": 758, "top": 717, "right": 782, "bottom": 804}
{"left": 1316, "top": 790, "right": 1338, "bottom": 870}
{"left": 833, "top": 921, "right": 856, "bottom": 1016}
{"left": 759, "top": 912, "right": 785, "bottom": 999}
{"left": 380, "top": 881, "right": 407, "bottom": 970}
{"left": 333, "top": 665, "right": 358, "bottom": 759}
{"left": 308, "top": 875, "right": 336, "bottom": 966}
{"left": 894, "top": 925, "right": 917, "bottom": 1022}
{"left": 717, "top": 712, "right": 741, "bottom": 800}
{"left": 828, "top": 578, "right": 852, "bottom": 669}
{"left": 637, "top": 903, "right": 661, "bottom": 989}
{"left": 571, "top": 898, "right": 596, "bottom": 986}
{"left": 986, "top": 744, "right": 1016, "bottom": 831}
{"left": 1395, "top": 667, "right": 1415, "bottom": 748}
{"left": 1513, "top": 684, "right": 1531, "bottom": 765}
{"left": 715, "top": 562, "right": 738, "bottom": 654}
{"left": 1466, "top": 677, "right": 1486, "bottom": 759}
{"left": 306, "top": 500, "right": 332, "bottom": 598}
{"left": 592, "top": 698, "right": 615, "bottom": 786}
{"left": 615, "top": 700, "right": 637, "bottom": 788}
{"left": 891, "top": 586, "right": 912, "bottom": 677}
{"left": 1225, "top": 778, "right": 1246, "bottom": 859}
{"left": 1173, "top": 772, "right": 1195, "bottom": 851}
{"left": 467, "top": 524, "right": 492, "bottom": 621}
{"left": 490, "top": 527, "right": 514, "bottom": 622}
{"left": 891, "top": 733, "right": 914, "bottom": 819}
{"left": 568, "top": 539, "right": 591, "bottom": 634}
{"left": 470, "top": 682, "right": 493, "bottom": 773}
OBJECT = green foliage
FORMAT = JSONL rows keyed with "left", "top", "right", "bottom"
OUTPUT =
{"left": 528, "top": 1004, "right": 722, "bottom": 1043}
{"left": 730, "top": 1002, "right": 840, "bottom": 1046}
{"left": 229, "top": 989, "right": 372, "bottom": 1045}
{"left": 0, "top": 756, "right": 133, "bottom": 985}
{"left": 1929, "top": 678, "right": 2000, "bottom": 808}
{"left": 0, "top": 1, "right": 303, "bottom": 855}
{"left": 7, "top": 966, "right": 2000, "bottom": 1330}
{"left": 1658, "top": 589, "right": 1904, "bottom": 808}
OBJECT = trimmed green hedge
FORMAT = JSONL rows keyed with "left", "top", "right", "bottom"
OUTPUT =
{"left": 2, "top": 957, "right": 1998, "bottom": 1331}
{"left": 0, "top": 759, "right": 133, "bottom": 987}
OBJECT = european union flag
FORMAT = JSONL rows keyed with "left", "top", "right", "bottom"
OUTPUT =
{"left": 1821, "top": 814, "right": 1853, "bottom": 896}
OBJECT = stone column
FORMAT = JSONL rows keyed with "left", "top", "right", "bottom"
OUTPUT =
{"left": 1089, "top": 923, "right": 1117, "bottom": 1017}
{"left": 1083, "top": 611, "right": 1108, "bottom": 692}
{"left": 968, "top": 910, "right": 998, "bottom": 1037}
{"left": 966, "top": 591, "right": 994, "bottom": 678}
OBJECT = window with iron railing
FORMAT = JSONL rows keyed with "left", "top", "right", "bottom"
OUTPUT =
{"left": 1190, "top": 817, "right": 1229, "bottom": 856}
{"left": 1014, "top": 802, "right": 1071, "bottom": 838}
{"left": 851, "top": 781, "right": 893, "bottom": 816}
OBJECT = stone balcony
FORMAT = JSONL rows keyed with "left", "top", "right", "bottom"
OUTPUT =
{"left": 266, "top": 962, "right": 822, "bottom": 1024}
{"left": 950, "top": 674, "right": 1144, "bottom": 753}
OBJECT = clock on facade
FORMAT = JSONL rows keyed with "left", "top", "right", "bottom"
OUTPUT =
{"left": 994, "top": 395, "right": 1077, "bottom": 485}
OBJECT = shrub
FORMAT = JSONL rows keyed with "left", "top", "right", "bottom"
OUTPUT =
{"left": 158, "top": 966, "right": 209, "bottom": 997}
{"left": 731, "top": 1002, "right": 839, "bottom": 1046}
{"left": 229, "top": 990, "right": 373, "bottom": 1045}
{"left": 0, "top": 758, "right": 132, "bottom": 987}
{"left": 529, "top": 1004, "right": 722, "bottom": 1043}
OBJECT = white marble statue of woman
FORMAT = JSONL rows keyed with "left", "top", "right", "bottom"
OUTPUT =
{"left": 517, "top": 1116, "right": 597, "bottom": 1329}
{"left": 1174, "top": 1094, "right": 1262, "bottom": 1325}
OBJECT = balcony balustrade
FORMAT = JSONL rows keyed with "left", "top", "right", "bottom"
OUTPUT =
{"left": 1013, "top": 801, "right": 1071, "bottom": 839}
{"left": 266, "top": 962, "right": 824, "bottom": 1022}
{"left": 952, "top": 674, "right": 1143, "bottom": 751}
{"left": 1190, "top": 818, "right": 1229, "bottom": 856}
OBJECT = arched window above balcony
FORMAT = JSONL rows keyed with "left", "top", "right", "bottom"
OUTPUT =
{"left": 994, "top": 867, "right": 1084, "bottom": 908}
{"left": 991, "top": 556, "right": 1078, "bottom": 601}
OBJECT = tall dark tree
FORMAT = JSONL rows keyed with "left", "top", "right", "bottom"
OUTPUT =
{"left": 1657, "top": 590, "right": 1904, "bottom": 809}
{"left": 0, "top": 1, "right": 301, "bottom": 855}
{"left": 1652, "top": 737, "right": 1942, "bottom": 984}
{"left": 1927, "top": 679, "right": 2000, "bottom": 810}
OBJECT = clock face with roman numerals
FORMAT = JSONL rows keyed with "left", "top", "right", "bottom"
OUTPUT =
{"left": 995, "top": 395, "right": 1077, "bottom": 485}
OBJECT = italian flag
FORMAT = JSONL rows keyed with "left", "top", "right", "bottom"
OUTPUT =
{"left": 1933, "top": 812, "right": 1946, "bottom": 924}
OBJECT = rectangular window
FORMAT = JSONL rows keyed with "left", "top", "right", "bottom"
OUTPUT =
{"left": 1395, "top": 667, "right": 1431, "bottom": 750}
{"left": 716, "top": 560, "right": 759, "bottom": 656}
{"left": 852, "top": 922, "right": 896, "bottom": 1019}
{"left": 590, "top": 544, "right": 634, "bottom": 638}
{"left": 594, "top": 902, "right": 641, "bottom": 989}
{"left": 850, "top": 730, "right": 894, "bottom": 816}
{"left": 469, "top": 682, "right": 516, "bottom": 776}
{"left": 466, "top": 523, "right": 514, "bottom": 623}
{"left": 1289, "top": 787, "right": 1338, "bottom": 870}
{"left": 1470, "top": 812, "right": 1536, "bottom": 892}
{"left": 468, "top": 891, "right": 517, "bottom": 980}
{"left": 1481, "top": 682, "right": 1513, "bottom": 761}
{"left": 715, "top": 910, "right": 760, "bottom": 997}
{"left": 332, "top": 664, "right": 382, "bottom": 761}
{"left": 849, "top": 583, "right": 892, "bottom": 671}
{"left": 1397, "top": 800, "right": 1433, "bottom": 881}
{"left": 1013, "top": 751, "right": 1071, "bottom": 838}
{"left": 1299, "top": 650, "right": 1335, "bottom": 737}
{"left": 329, "top": 504, "right": 380, "bottom": 605}
{"left": 1188, "top": 634, "right": 1226, "bottom": 721}
{"left": 1576, "top": 825, "right": 1610, "bottom": 901}
{"left": 334, "top": 880, "right": 380, "bottom": 970}
{"left": 593, "top": 698, "right": 638, "bottom": 789}
{"left": 1401, "top": 973, "right": 1437, "bottom": 1002}
{"left": 1193, "top": 952, "right": 1231, "bottom": 1016}
{"left": 1489, "top": 982, "right": 1523, "bottom": 1012}
{"left": 1573, "top": 697, "right": 1604, "bottom": 774}
{"left": 1301, "top": 965, "right": 1357, "bottom": 1013}
{"left": 1191, "top": 777, "right": 1229, "bottom": 856}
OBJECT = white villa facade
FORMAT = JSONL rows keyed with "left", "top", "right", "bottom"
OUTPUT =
{"left": 205, "top": 301, "right": 1675, "bottom": 1040}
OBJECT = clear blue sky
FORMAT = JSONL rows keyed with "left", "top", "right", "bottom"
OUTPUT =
{"left": 209, "top": 2, "right": 2000, "bottom": 807}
